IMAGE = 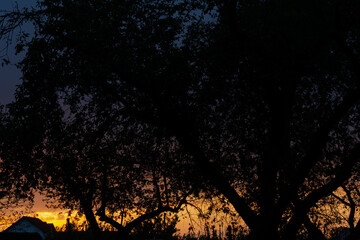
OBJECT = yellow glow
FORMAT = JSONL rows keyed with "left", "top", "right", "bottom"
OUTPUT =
{"left": 35, "top": 211, "right": 68, "bottom": 229}
{"left": 0, "top": 194, "right": 245, "bottom": 235}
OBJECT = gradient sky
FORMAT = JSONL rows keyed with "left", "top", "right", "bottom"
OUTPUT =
{"left": 0, "top": 0, "right": 37, "bottom": 105}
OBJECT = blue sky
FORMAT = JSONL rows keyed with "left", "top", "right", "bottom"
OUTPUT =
{"left": 0, "top": 0, "right": 37, "bottom": 105}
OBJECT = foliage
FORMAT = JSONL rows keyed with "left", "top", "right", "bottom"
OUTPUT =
{"left": 0, "top": 105, "right": 36, "bottom": 216}
{"left": 3, "top": 0, "right": 360, "bottom": 240}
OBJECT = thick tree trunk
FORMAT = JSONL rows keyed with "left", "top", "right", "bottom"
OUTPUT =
{"left": 81, "top": 200, "right": 102, "bottom": 240}
{"left": 117, "top": 229, "right": 130, "bottom": 240}
{"left": 249, "top": 230, "right": 280, "bottom": 240}
{"left": 248, "top": 221, "right": 280, "bottom": 240}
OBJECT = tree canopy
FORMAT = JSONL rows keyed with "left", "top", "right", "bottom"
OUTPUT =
{"left": 2, "top": 0, "right": 360, "bottom": 239}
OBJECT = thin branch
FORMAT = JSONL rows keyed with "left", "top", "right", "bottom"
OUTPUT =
{"left": 342, "top": 185, "right": 356, "bottom": 229}
{"left": 0, "top": 7, "right": 43, "bottom": 59}
{"left": 96, "top": 191, "right": 190, "bottom": 233}
{"left": 124, "top": 198, "right": 186, "bottom": 232}
{"left": 152, "top": 167, "right": 162, "bottom": 208}
{"left": 331, "top": 193, "right": 350, "bottom": 207}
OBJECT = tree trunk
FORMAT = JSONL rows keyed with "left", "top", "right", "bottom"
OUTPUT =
{"left": 81, "top": 200, "right": 102, "bottom": 240}
{"left": 117, "top": 229, "right": 130, "bottom": 240}
{"left": 248, "top": 221, "right": 280, "bottom": 240}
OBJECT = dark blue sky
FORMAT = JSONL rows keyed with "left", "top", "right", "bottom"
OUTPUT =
{"left": 0, "top": 0, "right": 37, "bottom": 105}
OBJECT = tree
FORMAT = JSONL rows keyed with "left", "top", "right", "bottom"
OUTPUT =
{"left": 3, "top": 0, "right": 360, "bottom": 239}
{"left": 1, "top": 2, "right": 200, "bottom": 239}
{"left": 0, "top": 106, "right": 37, "bottom": 219}
{"left": 4, "top": 67, "right": 197, "bottom": 240}
{"left": 35, "top": 116, "right": 195, "bottom": 240}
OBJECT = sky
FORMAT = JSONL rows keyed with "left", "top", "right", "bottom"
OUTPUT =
{"left": 0, "top": 0, "right": 37, "bottom": 105}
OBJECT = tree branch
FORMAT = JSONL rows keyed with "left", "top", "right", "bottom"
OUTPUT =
{"left": 284, "top": 88, "right": 360, "bottom": 203}
{"left": 124, "top": 198, "right": 186, "bottom": 232}
{"left": 342, "top": 185, "right": 356, "bottom": 229}
{"left": 177, "top": 130, "right": 259, "bottom": 230}
{"left": 283, "top": 145, "right": 360, "bottom": 239}
{"left": 96, "top": 196, "right": 188, "bottom": 233}
{"left": 281, "top": 1, "right": 360, "bottom": 211}
{"left": 331, "top": 193, "right": 350, "bottom": 207}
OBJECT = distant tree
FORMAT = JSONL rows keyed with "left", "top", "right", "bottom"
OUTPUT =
{"left": 3, "top": 0, "right": 360, "bottom": 240}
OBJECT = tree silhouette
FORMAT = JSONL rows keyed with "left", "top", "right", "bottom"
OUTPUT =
{"left": 3, "top": 0, "right": 360, "bottom": 239}
{"left": 35, "top": 116, "right": 193, "bottom": 240}
{"left": 0, "top": 106, "right": 38, "bottom": 216}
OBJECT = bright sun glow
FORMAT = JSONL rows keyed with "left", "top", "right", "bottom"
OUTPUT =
{"left": 35, "top": 211, "right": 67, "bottom": 229}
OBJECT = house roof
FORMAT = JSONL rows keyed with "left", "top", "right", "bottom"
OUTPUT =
{"left": 5, "top": 216, "right": 56, "bottom": 233}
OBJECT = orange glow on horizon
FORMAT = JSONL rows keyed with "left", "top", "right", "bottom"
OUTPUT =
{"left": 0, "top": 207, "right": 213, "bottom": 234}
{"left": 0, "top": 211, "right": 69, "bottom": 231}
{"left": 0, "top": 195, "right": 245, "bottom": 235}
{"left": 35, "top": 211, "right": 68, "bottom": 229}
